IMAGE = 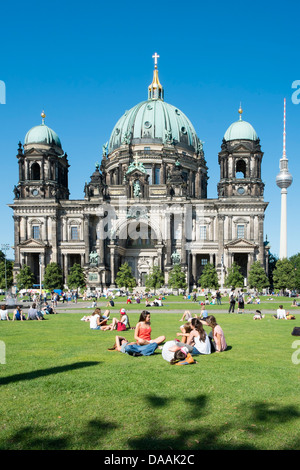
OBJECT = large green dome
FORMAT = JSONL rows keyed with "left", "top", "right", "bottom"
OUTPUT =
{"left": 224, "top": 109, "right": 258, "bottom": 142}
{"left": 108, "top": 99, "right": 200, "bottom": 153}
{"left": 25, "top": 115, "right": 62, "bottom": 148}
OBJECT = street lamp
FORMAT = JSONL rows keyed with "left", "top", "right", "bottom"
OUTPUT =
{"left": 39, "top": 254, "right": 42, "bottom": 298}
{"left": 221, "top": 254, "right": 224, "bottom": 290}
{"left": 1, "top": 244, "right": 10, "bottom": 295}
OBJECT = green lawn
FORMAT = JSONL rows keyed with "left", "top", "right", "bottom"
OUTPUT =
{"left": 0, "top": 307, "right": 299, "bottom": 450}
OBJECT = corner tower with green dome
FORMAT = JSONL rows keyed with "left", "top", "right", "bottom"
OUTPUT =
{"left": 216, "top": 105, "right": 269, "bottom": 280}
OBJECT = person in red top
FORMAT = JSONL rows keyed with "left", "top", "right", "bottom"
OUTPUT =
{"left": 134, "top": 310, "right": 165, "bottom": 346}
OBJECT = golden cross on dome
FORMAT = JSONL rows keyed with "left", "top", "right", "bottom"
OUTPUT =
{"left": 152, "top": 52, "right": 160, "bottom": 69}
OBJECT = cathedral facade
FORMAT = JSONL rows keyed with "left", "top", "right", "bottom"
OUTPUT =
{"left": 9, "top": 58, "right": 269, "bottom": 290}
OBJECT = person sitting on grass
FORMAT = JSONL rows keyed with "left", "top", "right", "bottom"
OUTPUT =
{"left": 90, "top": 308, "right": 110, "bottom": 330}
{"left": 0, "top": 305, "right": 11, "bottom": 321}
{"left": 272, "top": 305, "right": 287, "bottom": 320}
{"left": 201, "top": 315, "right": 227, "bottom": 352}
{"left": 13, "top": 306, "right": 26, "bottom": 321}
{"left": 106, "top": 299, "right": 114, "bottom": 307}
{"left": 185, "top": 318, "right": 211, "bottom": 356}
{"left": 199, "top": 304, "right": 208, "bottom": 320}
{"left": 179, "top": 310, "right": 194, "bottom": 322}
{"left": 42, "top": 302, "right": 56, "bottom": 315}
{"left": 102, "top": 308, "right": 131, "bottom": 331}
{"left": 134, "top": 310, "right": 165, "bottom": 346}
{"left": 108, "top": 335, "right": 158, "bottom": 356}
{"left": 27, "top": 303, "right": 43, "bottom": 320}
{"left": 176, "top": 323, "right": 192, "bottom": 343}
{"left": 253, "top": 310, "right": 265, "bottom": 320}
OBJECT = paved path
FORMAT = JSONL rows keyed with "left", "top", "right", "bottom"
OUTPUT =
{"left": 2, "top": 299, "right": 299, "bottom": 316}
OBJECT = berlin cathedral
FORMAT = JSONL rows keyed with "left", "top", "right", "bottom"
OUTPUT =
{"left": 9, "top": 54, "right": 269, "bottom": 290}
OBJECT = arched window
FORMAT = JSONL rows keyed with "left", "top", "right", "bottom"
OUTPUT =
{"left": 126, "top": 223, "right": 157, "bottom": 248}
{"left": 31, "top": 163, "right": 40, "bottom": 180}
{"left": 236, "top": 159, "right": 246, "bottom": 178}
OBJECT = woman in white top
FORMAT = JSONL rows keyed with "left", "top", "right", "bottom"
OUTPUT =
{"left": 273, "top": 305, "right": 287, "bottom": 320}
{"left": 89, "top": 308, "right": 108, "bottom": 330}
{"left": 186, "top": 318, "right": 211, "bottom": 355}
{"left": 0, "top": 305, "right": 10, "bottom": 320}
{"left": 162, "top": 340, "right": 193, "bottom": 363}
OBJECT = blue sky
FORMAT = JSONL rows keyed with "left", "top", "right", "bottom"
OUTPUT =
{"left": 0, "top": 0, "right": 299, "bottom": 260}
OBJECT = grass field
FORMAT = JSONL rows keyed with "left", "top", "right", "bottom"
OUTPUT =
{"left": 0, "top": 299, "right": 299, "bottom": 451}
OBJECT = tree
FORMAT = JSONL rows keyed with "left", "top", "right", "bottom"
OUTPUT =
{"left": 289, "top": 252, "right": 300, "bottom": 291}
{"left": 248, "top": 261, "right": 269, "bottom": 291}
{"left": 272, "top": 258, "right": 295, "bottom": 292}
{"left": 198, "top": 263, "right": 219, "bottom": 289}
{"left": 225, "top": 262, "right": 244, "bottom": 288}
{"left": 43, "top": 262, "right": 63, "bottom": 291}
{"left": 115, "top": 262, "right": 137, "bottom": 289}
{"left": 168, "top": 264, "right": 187, "bottom": 291}
{"left": 67, "top": 263, "right": 86, "bottom": 291}
{"left": 0, "top": 260, "right": 14, "bottom": 290}
{"left": 145, "top": 266, "right": 165, "bottom": 292}
{"left": 16, "top": 265, "right": 35, "bottom": 290}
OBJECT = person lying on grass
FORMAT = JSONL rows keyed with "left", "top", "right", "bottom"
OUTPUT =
{"left": 108, "top": 335, "right": 158, "bottom": 356}
{"left": 134, "top": 310, "right": 165, "bottom": 346}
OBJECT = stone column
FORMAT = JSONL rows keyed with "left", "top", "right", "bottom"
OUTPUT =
{"left": 257, "top": 215, "right": 264, "bottom": 264}
{"left": 51, "top": 215, "right": 58, "bottom": 263}
{"left": 83, "top": 214, "right": 90, "bottom": 264}
{"left": 217, "top": 215, "right": 225, "bottom": 266}
{"left": 97, "top": 216, "right": 105, "bottom": 266}
{"left": 165, "top": 212, "right": 172, "bottom": 266}
{"left": 109, "top": 245, "right": 116, "bottom": 286}
{"left": 63, "top": 253, "right": 69, "bottom": 282}
{"left": 13, "top": 215, "right": 20, "bottom": 267}
{"left": 192, "top": 254, "right": 197, "bottom": 284}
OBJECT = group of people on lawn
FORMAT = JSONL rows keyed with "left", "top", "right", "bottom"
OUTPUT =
{"left": 83, "top": 305, "right": 227, "bottom": 364}
{"left": 0, "top": 302, "right": 57, "bottom": 321}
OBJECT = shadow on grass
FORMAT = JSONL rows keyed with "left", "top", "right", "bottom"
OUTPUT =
{"left": 0, "top": 362, "right": 100, "bottom": 386}
{"left": 1, "top": 394, "right": 299, "bottom": 450}
{"left": 127, "top": 395, "right": 300, "bottom": 451}
{"left": 1, "top": 419, "right": 118, "bottom": 450}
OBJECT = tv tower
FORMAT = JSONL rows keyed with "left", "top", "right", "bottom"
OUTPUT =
{"left": 276, "top": 98, "right": 293, "bottom": 259}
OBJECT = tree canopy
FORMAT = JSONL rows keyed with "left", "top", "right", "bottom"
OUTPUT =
{"left": 115, "top": 262, "right": 137, "bottom": 289}
{"left": 198, "top": 263, "right": 219, "bottom": 289}
{"left": 16, "top": 265, "right": 35, "bottom": 290}
{"left": 225, "top": 262, "right": 244, "bottom": 288}
{"left": 67, "top": 263, "right": 86, "bottom": 290}
{"left": 272, "top": 258, "right": 296, "bottom": 292}
{"left": 248, "top": 261, "right": 269, "bottom": 291}
{"left": 43, "top": 263, "right": 63, "bottom": 291}
{"left": 168, "top": 264, "right": 187, "bottom": 290}
{"left": 145, "top": 266, "right": 165, "bottom": 292}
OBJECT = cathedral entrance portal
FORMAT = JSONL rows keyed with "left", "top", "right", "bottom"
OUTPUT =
{"left": 123, "top": 253, "right": 156, "bottom": 287}
{"left": 233, "top": 253, "right": 248, "bottom": 285}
